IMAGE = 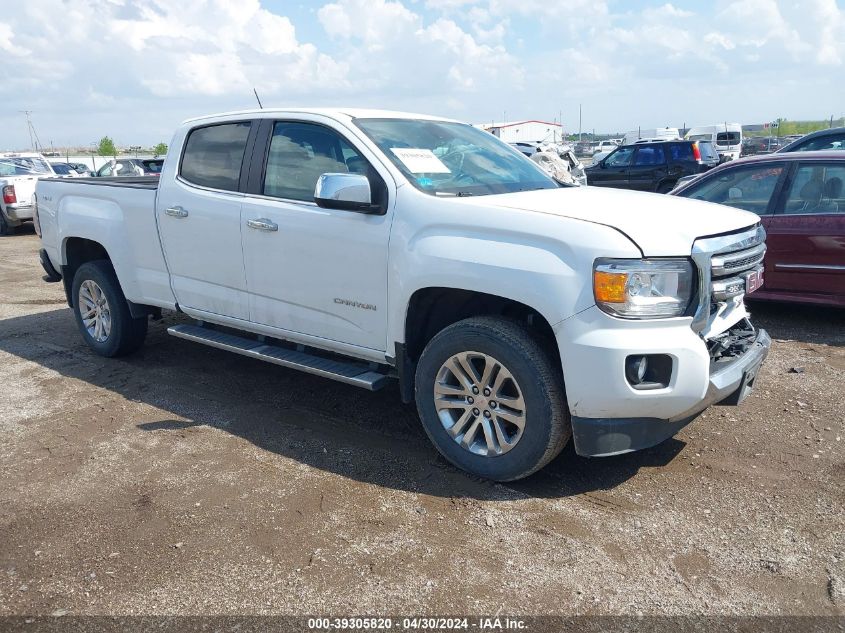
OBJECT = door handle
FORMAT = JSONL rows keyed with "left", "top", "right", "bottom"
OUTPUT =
{"left": 247, "top": 218, "right": 278, "bottom": 232}
{"left": 165, "top": 206, "right": 188, "bottom": 218}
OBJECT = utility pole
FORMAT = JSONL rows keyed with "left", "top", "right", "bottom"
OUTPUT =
{"left": 19, "top": 111, "right": 42, "bottom": 152}
{"left": 578, "top": 104, "right": 582, "bottom": 142}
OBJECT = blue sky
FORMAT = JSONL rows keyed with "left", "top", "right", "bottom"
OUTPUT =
{"left": 0, "top": 0, "right": 843, "bottom": 149}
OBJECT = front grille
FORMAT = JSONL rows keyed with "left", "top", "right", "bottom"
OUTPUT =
{"left": 690, "top": 225, "right": 767, "bottom": 334}
{"left": 711, "top": 242, "right": 766, "bottom": 276}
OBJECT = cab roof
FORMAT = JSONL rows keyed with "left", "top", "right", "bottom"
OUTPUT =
{"left": 182, "top": 107, "right": 461, "bottom": 126}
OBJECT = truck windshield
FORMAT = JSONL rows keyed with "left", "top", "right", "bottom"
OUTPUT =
{"left": 0, "top": 156, "right": 52, "bottom": 176}
{"left": 354, "top": 118, "right": 559, "bottom": 196}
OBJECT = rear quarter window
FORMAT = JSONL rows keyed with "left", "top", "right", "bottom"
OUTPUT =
{"left": 698, "top": 142, "right": 719, "bottom": 161}
{"left": 180, "top": 122, "right": 251, "bottom": 191}
{"left": 669, "top": 143, "right": 694, "bottom": 161}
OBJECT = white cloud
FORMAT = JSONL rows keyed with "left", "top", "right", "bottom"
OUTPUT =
{"left": 316, "top": 0, "right": 522, "bottom": 104}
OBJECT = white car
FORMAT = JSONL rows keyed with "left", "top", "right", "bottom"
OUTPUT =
{"left": 593, "top": 141, "right": 617, "bottom": 155}
{"left": 0, "top": 152, "right": 56, "bottom": 235}
{"left": 35, "top": 108, "right": 770, "bottom": 481}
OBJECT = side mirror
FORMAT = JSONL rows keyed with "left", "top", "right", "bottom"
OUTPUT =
{"left": 314, "top": 173, "right": 382, "bottom": 214}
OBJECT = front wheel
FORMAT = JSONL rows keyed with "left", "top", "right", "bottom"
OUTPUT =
{"left": 415, "top": 316, "right": 571, "bottom": 481}
{"left": 71, "top": 260, "right": 148, "bottom": 357}
{"left": 0, "top": 212, "right": 12, "bottom": 236}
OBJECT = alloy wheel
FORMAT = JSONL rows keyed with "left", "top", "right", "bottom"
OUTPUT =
{"left": 433, "top": 351, "right": 526, "bottom": 457}
{"left": 78, "top": 279, "right": 112, "bottom": 343}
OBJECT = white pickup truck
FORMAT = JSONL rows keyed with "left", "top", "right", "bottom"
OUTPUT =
{"left": 35, "top": 108, "right": 771, "bottom": 481}
{"left": 1, "top": 152, "right": 57, "bottom": 235}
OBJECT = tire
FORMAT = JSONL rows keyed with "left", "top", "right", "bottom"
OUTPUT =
{"left": 0, "top": 211, "right": 12, "bottom": 236}
{"left": 415, "top": 316, "right": 571, "bottom": 481}
{"left": 656, "top": 181, "right": 675, "bottom": 194}
{"left": 71, "top": 260, "right": 148, "bottom": 357}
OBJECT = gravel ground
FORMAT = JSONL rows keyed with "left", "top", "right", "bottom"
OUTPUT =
{"left": 0, "top": 229, "right": 843, "bottom": 617}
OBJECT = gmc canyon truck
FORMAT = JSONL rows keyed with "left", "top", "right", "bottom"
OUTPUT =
{"left": 35, "top": 109, "right": 771, "bottom": 481}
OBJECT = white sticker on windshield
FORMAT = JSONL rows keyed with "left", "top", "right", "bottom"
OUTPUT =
{"left": 390, "top": 148, "right": 451, "bottom": 174}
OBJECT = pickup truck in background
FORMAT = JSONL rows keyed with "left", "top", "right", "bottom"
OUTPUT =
{"left": 35, "top": 108, "right": 771, "bottom": 481}
{"left": 1, "top": 152, "right": 56, "bottom": 235}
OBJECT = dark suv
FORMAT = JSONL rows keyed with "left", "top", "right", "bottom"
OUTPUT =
{"left": 776, "top": 126, "right": 845, "bottom": 153}
{"left": 585, "top": 139, "right": 720, "bottom": 193}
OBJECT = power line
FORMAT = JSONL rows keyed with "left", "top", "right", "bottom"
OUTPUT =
{"left": 19, "top": 111, "right": 43, "bottom": 152}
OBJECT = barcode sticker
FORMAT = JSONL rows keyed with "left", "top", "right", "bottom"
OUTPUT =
{"left": 390, "top": 148, "right": 451, "bottom": 174}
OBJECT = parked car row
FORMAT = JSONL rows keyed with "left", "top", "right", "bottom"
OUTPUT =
{"left": 577, "top": 135, "right": 844, "bottom": 308}
{"left": 742, "top": 137, "right": 785, "bottom": 156}
{"left": 0, "top": 153, "right": 165, "bottom": 235}
{"left": 0, "top": 153, "right": 56, "bottom": 235}
{"left": 741, "top": 127, "right": 845, "bottom": 157}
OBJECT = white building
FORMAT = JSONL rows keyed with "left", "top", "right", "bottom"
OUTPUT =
{"left": 477, "top": 120, "right": 564, "bottom": 144}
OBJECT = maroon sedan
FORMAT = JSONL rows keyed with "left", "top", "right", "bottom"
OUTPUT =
{"left": 672, "top": 151, "right": 845, "bottom": 308}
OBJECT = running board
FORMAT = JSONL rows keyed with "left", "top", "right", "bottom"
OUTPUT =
{"left": 167, "top": 324, "right": 388, "bottom": 391}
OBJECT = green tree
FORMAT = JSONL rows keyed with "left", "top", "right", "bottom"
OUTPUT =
{"left": 153, "top": 142, "right": 168, "bottom": 157}
{"left": 97, "top": 136, "right": 117, "bottom": 157}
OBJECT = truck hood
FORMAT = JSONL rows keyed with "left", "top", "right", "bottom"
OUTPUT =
{"left": 468, "top": 186, "right": 758, "bottom": 256}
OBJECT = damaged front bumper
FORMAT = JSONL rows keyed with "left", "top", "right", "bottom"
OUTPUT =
{"left": 571, "top": 325, "right": 771, "bottom": 457}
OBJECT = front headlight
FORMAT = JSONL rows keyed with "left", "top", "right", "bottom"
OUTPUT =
{"left": 593, "top": 258, "right": 693, "bottom": 319}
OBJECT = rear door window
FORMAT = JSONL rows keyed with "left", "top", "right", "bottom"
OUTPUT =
{"left": 180, "top": 122, "right": 251, "bottom": 191}
{"left": 633, "top": 146, "right": 666, "bottom": 166}
{"left": 680, "top": 165, "right": 785, "bottom": 215}
{"left": 669, "top": 143, "right": 694, "bottom": 161}
{"left": 780, "top": 163, "right": 845, "bottom": 214}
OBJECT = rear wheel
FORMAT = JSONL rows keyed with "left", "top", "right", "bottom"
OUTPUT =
{"left": 71, "top": 260, "right": 147, "bottom": 357}
{"left": 415, "top": 316, "right": 570, "bottom": 481}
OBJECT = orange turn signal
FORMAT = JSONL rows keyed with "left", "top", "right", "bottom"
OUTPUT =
{"left": 594, "top": 271, "right": 628, "bottom": 303}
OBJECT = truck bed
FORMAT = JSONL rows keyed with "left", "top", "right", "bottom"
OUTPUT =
{"left": 40, "top": 176, "right": 159, "bottom": 190}
{"left": 36, "top": 175, "right": 175, "bottom": 311}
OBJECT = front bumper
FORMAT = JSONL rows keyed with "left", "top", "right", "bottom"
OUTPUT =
{"left": 570, "top": 328, "right": 771, "bottom": 457}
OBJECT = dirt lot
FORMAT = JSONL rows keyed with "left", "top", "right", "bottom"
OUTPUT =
{"left": 1, "top": 229, "right": 843, "bottom": 617}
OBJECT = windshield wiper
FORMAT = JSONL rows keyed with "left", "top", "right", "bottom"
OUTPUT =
{"left": 434, "top": 191, "right": 474, "bottom": 197}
